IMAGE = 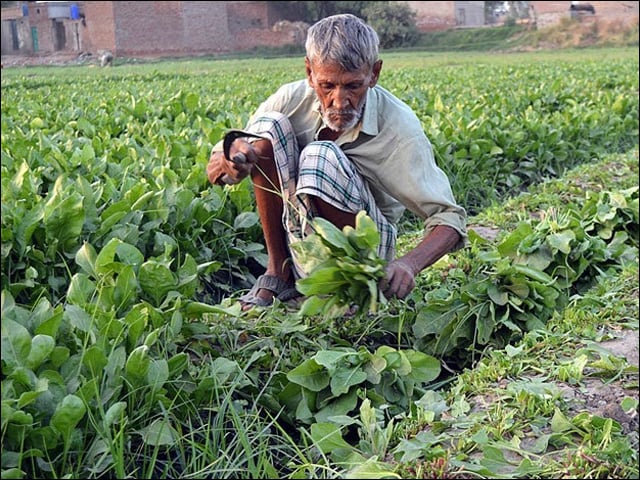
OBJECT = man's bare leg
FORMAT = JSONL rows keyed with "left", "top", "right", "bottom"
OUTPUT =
{"left": 309, "top": 196, "right": 357, "bottom": 230}
{"left": 245, "top": 139, "right": 294, "bottom": 306}
{"left": 247, "top": 140, "right": 357, "bottom": 307}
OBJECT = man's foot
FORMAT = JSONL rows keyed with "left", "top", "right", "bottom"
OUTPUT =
{"left": 238, "top": 274, "right": 299, "bottom": 310}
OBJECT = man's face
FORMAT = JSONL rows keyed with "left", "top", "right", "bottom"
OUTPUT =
{"left": 305, "top": 58, "right": 382, "bottom": 132}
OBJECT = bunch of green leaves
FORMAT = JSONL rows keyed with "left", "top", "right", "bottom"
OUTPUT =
{"left": 411, "top": 186, "right": 638, "bottom": 367}
{"left": 283, "top": 345, "right": 440, "bottom": 424}
{"left": 290, "top": 211, "right": 388, "bottom": 317}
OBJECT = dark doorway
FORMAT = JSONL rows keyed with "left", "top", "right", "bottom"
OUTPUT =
{"left": 10, "top": 19, "right": 19, "bottom": 50}
{"left": 53, "top": 19, "right": 66, "bottom": 51}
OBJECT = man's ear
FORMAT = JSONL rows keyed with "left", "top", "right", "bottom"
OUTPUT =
{"left": 305, "top": 57, "right": 313, "bottom": 85}
{"left": 370, "top": 59, "right": 383, "bottom": 87}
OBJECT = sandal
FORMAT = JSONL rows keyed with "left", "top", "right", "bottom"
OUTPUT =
{"left": 239, "top": 274, "right": 300, "bottom": 308}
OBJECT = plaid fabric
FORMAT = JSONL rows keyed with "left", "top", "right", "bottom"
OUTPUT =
{"left": 243, "top": 112, "right": 397, "bottom": 278}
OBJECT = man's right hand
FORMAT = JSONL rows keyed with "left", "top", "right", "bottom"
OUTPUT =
{"left": 207, "top": 139, "right": 256, "bottom": 185}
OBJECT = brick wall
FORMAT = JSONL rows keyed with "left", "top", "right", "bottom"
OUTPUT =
{"left": 530, "top": 0, "right": 638, "bottom": 17}
{"left": 23, "top": 3, "right": 54, "bottom": 53}
{"left": 112, "top": 1, "right": 184, "bottom": 56}
{"left": 226, "top": 1, "right": 293, "bottom": 52}
{"left": 80, "top": 1, "right": 116, "bottom": 53}
{"left": 591, "top": 0, "right": 640, "bottom": 20}
{"left": 22, "top": 2, "right": 84, "bottom": 54}
{"left": 227, "top": 1, "right": 269, "bottom": 33}
{"left": 86, "top": 1, "right": 288, "bottom": 58}
{"left": 405, "top": 1, "right": 456, "bottom": 32}
{"left": 182, "top": 1, "right": 232, "bottom": 53}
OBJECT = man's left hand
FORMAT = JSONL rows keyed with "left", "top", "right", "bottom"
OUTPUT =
{"left": 380, "top": 259, "right": 416, "bottom": 299}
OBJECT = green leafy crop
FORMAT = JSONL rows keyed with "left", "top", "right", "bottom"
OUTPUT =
{"left": 291, "top": 211, "right": 388, "bottom": 317}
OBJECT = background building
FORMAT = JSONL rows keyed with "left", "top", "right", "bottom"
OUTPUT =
{"left": 406, "top": 1, "right": 486, "bottom": 31}
{"left": 1, "top": 1, "right": 299, "bottom": 57}
{"left": 1, "top": 1, "right": 638, "bottom": 60}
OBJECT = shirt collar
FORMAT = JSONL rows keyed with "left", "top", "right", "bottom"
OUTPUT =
{"left": 360, "top": 87, "right": 379, "bottom": 136}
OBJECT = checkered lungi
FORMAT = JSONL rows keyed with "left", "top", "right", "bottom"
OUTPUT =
{"left": 239, "top": 111, "right": 397, "bottom": 279}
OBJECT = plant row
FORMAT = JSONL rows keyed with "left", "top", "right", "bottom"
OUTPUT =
{"left": 2, "top": 53, "right": 638, "bottom": 310}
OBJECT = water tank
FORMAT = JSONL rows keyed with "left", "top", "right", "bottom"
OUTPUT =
{"left": 70, "top": 4, "right": 80, "bottom": 20}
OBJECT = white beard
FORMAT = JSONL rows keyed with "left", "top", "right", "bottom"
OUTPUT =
{"left": 322, "top": 101, "right": 365, "bottom": 132}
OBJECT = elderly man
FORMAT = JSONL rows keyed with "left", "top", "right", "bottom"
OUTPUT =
{"left": 207, "top": 14, "right": 467, "bottom": 309}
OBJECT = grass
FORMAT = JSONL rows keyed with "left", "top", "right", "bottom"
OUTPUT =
{"left": 411, "top": 16, "right": 639, "bottom": 52}
{"left": 413, "top": 24, "right": 528, "bottom": 51}
{"left": 522, "top": 16, "right": 640, "bottom": 50}
{"left": 472, "top": 149, "right": 640, "bottom": 231}
{"left": 194, "top": 149, "right": 639, "bottom": 478}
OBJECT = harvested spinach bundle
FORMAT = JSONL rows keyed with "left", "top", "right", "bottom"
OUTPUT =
{"left": 291, "top": 211, "right": 388, "bottom": 317}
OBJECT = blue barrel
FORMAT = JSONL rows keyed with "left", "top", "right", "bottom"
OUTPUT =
{"left": 22, "top": 4, "right": 28, "bottom": 16}
{"left": 70, "top": 4, "right": 80, "bottom": 20}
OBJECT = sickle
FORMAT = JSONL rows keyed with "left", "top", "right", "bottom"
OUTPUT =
{"left": 223, "top": 130, "right": 265, "bottom": 165}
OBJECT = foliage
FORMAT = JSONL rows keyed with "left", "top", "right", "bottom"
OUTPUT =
{"left": 405, "top": 185, "right": 638, "bottom": 368}
{"left": 285, "top": 345, "right": 440, "bottom": 423}
{"left": 416, "top": 24, "right": 527, "bottom": 51}
{"left": 415, "top": 17, "right": 639, "bottom": 52}
{"left": 281, "top": 1, "right": 375, "bottom": 23}
{"left": 291, "top": 211, "right": 387, "bottom": 317}
{"left": 406, "top": 58, "right": 639, "bottom": 214}
{"left": 1, "top": 49, "right": 638, "bottom": 478}
{"left": 391, "top": 261, "right": 639, "bottom": 479}
{"left": 524, "top": 16, "right": 639, "bottom": 50}
{"left": 276, "top": 1, "right": 420, "bottom": 49}
{"left": 363, "top": 1, "right": 420, "bottom": 49}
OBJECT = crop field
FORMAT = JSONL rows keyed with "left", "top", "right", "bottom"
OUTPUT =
{"left": 1, "top": 47, "right": 638, "bottom": 478}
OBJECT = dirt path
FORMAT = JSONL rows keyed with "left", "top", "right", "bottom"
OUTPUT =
{"left": 581, "top": 329, "right": 639, "bottom": 440}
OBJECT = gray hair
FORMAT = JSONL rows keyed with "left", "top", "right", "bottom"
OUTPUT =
{"left": 305, "top": 14, "right": 379, "bottom": 71}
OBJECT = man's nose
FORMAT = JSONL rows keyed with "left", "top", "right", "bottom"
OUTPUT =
{"left": 332, "top": 87, "right": 352, "bottom": 109}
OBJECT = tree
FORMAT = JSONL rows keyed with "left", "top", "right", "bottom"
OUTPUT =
{"left": 362, "top": 2, "right": 420, "bottom": 49}
{"left": 274, "top": 1, "right": 420, "bottom": 49}
{"left": 280, "top": 1, "right": 378, "bottom": 23}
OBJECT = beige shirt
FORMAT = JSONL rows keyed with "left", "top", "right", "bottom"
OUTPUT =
{"left": 216, "top": 79, "right": 467, "bottom": 247}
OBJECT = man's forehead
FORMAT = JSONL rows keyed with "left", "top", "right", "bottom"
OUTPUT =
{"left": 309, "top": 61, "right": 371, "bottom": 82}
